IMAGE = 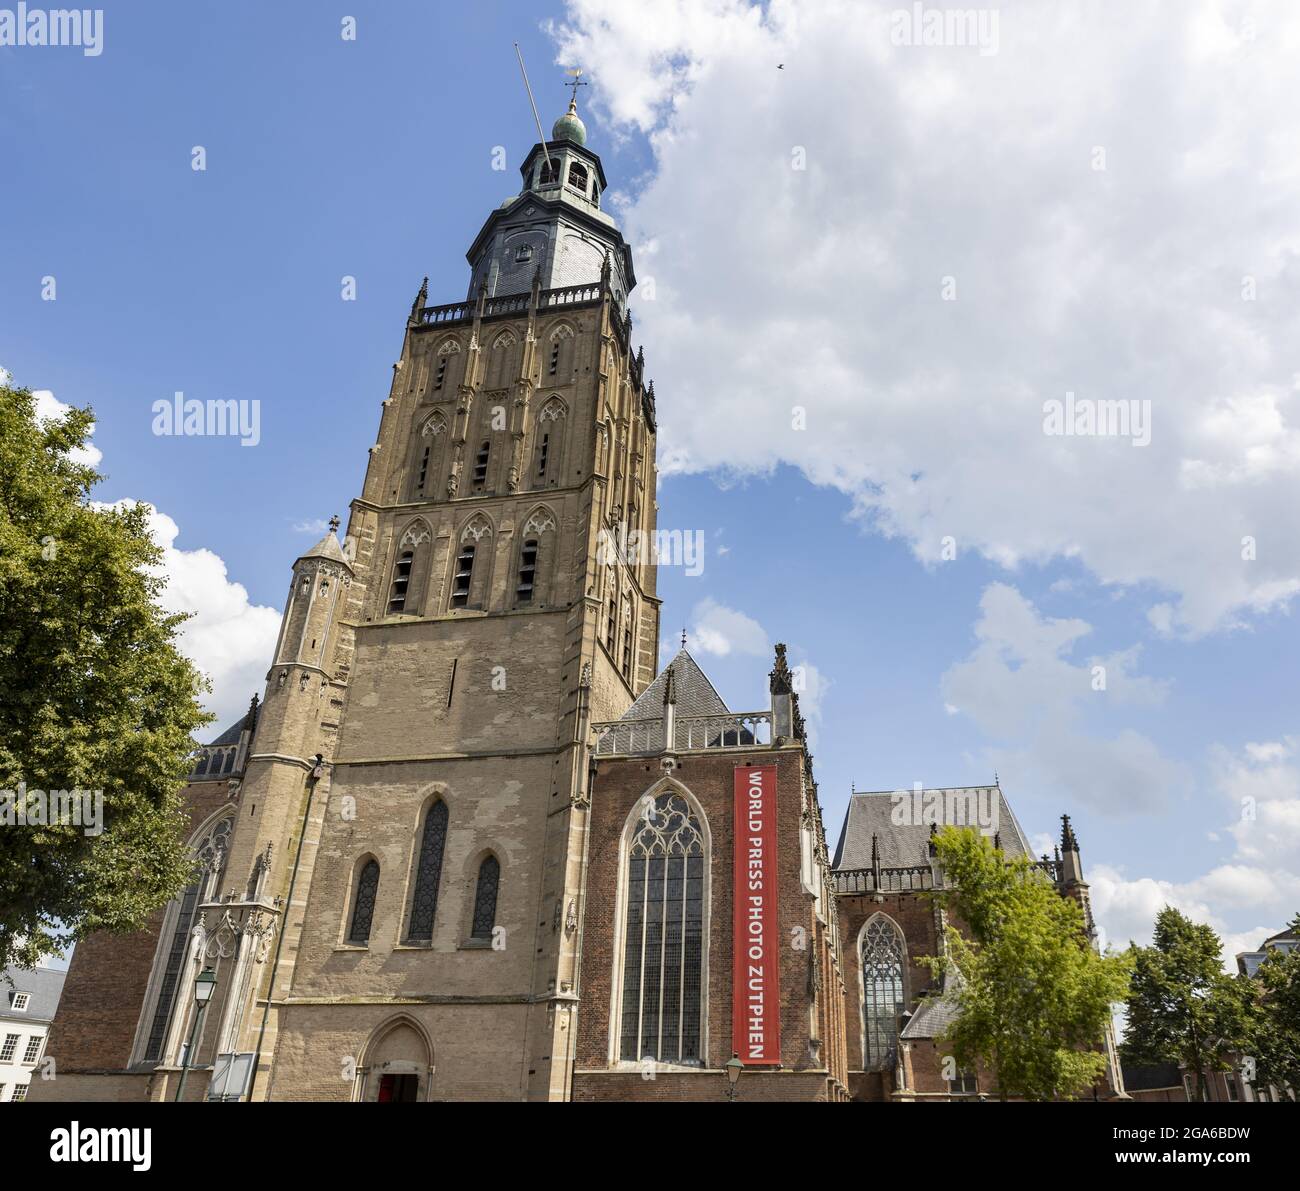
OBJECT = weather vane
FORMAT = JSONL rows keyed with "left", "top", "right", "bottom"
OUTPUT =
{"left": 565, "top": 67, "right": 588, "bottom": 105}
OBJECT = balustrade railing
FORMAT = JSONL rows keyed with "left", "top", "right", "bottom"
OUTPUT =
{"left": 417, "top": 284, "right": 604, "bottom": 328}
{"left": 591, "top": 711, "right": 772, "bottom": 756}
{"left": 831, "top": 865, "right": 934, "bottom": 895}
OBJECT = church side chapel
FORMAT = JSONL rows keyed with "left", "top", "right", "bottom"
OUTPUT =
{"left": 36, "top": 86, "right": 1123, "bottom": 1105}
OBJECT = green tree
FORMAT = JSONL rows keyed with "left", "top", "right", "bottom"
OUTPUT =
{"left": 0, "top": 380, "right": 209, "bottom": 971}
{"left": 1245, "top": 914, "right": 1300, "bottom": 1100}
{"left": 927, "top": 826, "right": 1132, "bottom": 1101}
{"left": 1121, "top": 906, "right": 1252, "bottom": 1102}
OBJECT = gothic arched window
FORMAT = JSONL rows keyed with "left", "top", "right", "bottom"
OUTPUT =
{"left": 547, "top": 324, "right": 575, "bottom": 379}
{"left": 486, "top": 332, "right": 516, "bottom": 389}
{"left": 388, "top": 522, "right": 432, "bottom": 616}
{"left": 140, "top": 815, "right": 232, "bottom": 1063}
{"left": 533, "top": 397, "right": 567, "bottom": 486}
{"left": 410, "top": 412, "right": 447, "bottom": 500}
{"left": 348, "top": 859, "right": 380, "bottom": 945}
{"left": 471, "top": 856, "right": 500, "bottom": 940}
{"left": 406, "top": 802, "right": 449, "bottom": 943}
{"left": 618, "top": 790, "right": 706, "bottom": 1065}
{"left": 431, "top": 338, "right": 462, "bottom": 394}
{"left": 861, "top": 915, "right": 905, "bottom": 1070}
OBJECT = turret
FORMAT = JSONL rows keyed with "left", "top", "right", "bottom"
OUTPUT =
{"left": 770, "top": 642, "right": 794, "bottom": 742}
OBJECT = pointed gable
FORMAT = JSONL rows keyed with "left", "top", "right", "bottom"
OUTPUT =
{"left": 618, "top": 647, "right": 731, "bottom": 722}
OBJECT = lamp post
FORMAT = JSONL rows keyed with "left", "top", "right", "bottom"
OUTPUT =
{"left": 725, "top": 1052, "right": 744, "bottom": 1103}
{"left": 174, "top": 967, "right": 217, "bottom": 1102}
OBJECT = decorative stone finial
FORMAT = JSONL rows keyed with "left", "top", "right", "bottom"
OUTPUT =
{"left": 1060, "top": 813, "right": 1079, "bottom": 853}
{"left": 770, "top": 642, "right": 793, "bottom": 696}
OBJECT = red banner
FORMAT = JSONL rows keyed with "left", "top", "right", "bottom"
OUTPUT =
{"left": 733, "top": 764, "right": 780, "bottom": 1066}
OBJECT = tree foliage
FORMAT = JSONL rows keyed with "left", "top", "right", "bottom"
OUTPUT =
{"left": 0, "top": 380, "right": 209, "bottom": 971}
{"left": 929, "top": 826, "right": 1132, "bottom": 1100}
{"left": 1120, "top": 906, "right": 1253, "bottom": 1102}
{"left": 1244, "top": 913, "right": 1300, "bottom": 1099}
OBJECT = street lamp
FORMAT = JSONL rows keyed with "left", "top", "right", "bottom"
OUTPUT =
{"left": 174, "top": 967, "right": 217, "bottom": 1102}
{"left": 725, "top": 1053, "right": 744, "bottom": 1103}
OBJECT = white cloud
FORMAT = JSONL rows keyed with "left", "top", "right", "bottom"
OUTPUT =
{"left": 553, "top": 0, "right": 1300, "bottom": 634}
{"left": 1089, "top": 735, "right": 1300, "bottom": 964}
{"left": 941, "top": 583, "right": 1183, "bottom": 813}
{"left": 31, "top": 388, "right": 103, "bottom": 468}
{"left": 10, "top": 369, "right": 276, "bottom": 731}
{"left": 97, "top": 501, "right": 281, "bottom": 731}
{"left": 679, "top": 597, "right": 827, "bottom": 745}
{"left": 292, "top": 518, "right": 330, "bottom": 535}
{"left": 686, "top": 596, "right": 769, "bottom": 657}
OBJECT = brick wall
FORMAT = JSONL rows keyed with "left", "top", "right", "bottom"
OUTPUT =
{"left": 573, "top": 746, "right": 842, "bottom": 1101}
{"left": 34, "top": 778, "right": 231, "bottom": 1088}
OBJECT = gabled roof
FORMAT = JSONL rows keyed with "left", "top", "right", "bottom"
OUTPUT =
{"left": 1, "top": 965, "right": 66, "bottom": 1024}
{"left": 618, "top": 647, "right": 731, "bottom": 722}
{"left": 832, "top": 786, "right": 1033, "bottom": 871}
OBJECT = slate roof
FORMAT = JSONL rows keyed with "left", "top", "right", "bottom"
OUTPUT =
{"left": 618, "top": 648, "right": 732, "bottom": 722}
{"left": 207, "top": 716, "right": 249, "bottom": 748}
{"left": 298, "top": 529, "right": 349, "bottom": 566}
{"left": 832, "top": 786, "right": 1033, "bottom": 871}
{"left": 900, "top": 993, "right": 961, "bottom": 1040}
{"left": 1, "top": 965, "right": 66, "bottom": 1025}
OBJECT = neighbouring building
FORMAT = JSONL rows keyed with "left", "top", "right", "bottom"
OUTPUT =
{"left": 36, "top": 93, "right": 1124, "bottom": 1104}
{"left": 1, "top": 965, "right": 65, "bottom": 1102}
{"left": 1122, "top": 925, "right": 1300, "bottom": 1104}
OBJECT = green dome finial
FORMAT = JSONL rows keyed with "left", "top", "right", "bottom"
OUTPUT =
{"left": 552, "top": 98, "right": 587, "bottom": 147}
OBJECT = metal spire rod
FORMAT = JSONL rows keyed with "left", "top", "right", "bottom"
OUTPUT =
{"left": 514, "top": 42, "right": 554, "bottom": 175}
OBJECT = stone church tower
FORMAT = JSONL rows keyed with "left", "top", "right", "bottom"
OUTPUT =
{"left": 239, "top": 99, "right": 660, "bottom": 1102}
{"left": 36, "top": 97, "right": 660, "bottom": 1104}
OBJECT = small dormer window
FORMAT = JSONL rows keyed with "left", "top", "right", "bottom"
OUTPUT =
{"left": 567, "top": 161, "right": 589, "bottom": 194}
{"left": 12, "top": 993, "right": 29, "bottom": 1012}
{"left": 515, "top": 244, "right": 533, "bottom": 264}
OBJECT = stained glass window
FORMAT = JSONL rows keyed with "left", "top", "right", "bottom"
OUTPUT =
{"left": 619, "top": 792, "right": 705, "bottom": 1065}
{"left": 348, "top": 859, "right": 380, "bottom": 945}
{"left": 406, "top": 802, "right": 448, "bottom": 942}
{"left": 862, "top": 916, "right": 905, "bottom": 1070}
{"left": 143, "top": 816, "right": 231, "bottom": 1062}
{"left": 471, "top": 856, "right": 500, "bottom": 939}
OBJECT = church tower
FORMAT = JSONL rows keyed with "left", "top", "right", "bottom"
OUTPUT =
{"left": 192, "top": 96, "right": 663, "bottom": 1103}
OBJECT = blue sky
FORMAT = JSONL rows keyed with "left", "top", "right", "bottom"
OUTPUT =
{"left": 4, "top": 1, "right": 1299, "bottom": 964}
